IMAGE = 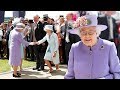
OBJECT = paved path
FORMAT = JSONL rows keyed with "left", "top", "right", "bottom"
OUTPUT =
{"left": 0, "top": 65, "right": 67, "bottom": 79}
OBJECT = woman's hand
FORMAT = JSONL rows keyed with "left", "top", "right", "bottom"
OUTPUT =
{"left": 53, "top": 51, "right": 57, "bottom": 57}
{"left": 29, "top": 42, "right": 36, "bottom": 45}
{"left": 29, "top": 42, "right": 39, "bottom": 45}
{"left": 36, "top": 42, "right": 40, "bottom": 45}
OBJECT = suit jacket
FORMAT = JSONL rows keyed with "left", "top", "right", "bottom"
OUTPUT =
{"left": 35, "top": 21, "right": 47, "bottom": 52}
{"left": 64, "top": 38, "right": 120, "bottom": 79}
{"left": 98, "top": 16, "right": 118, "bottom": 40}
{"left": 6, "top": 26, "right": 14, "bottom": 41}
{"left": 64, "top": 21, "right": 80, "bottom": 45}
{"left": 35, "top": 21, "right": 45, "bottom": 41}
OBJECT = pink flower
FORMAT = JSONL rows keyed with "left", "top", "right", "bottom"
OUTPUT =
{"left": 72, "top": 14, "right": 77, "bottom": 21}
{"left": 74, "top": 16, "right": 88, "bottom": 28}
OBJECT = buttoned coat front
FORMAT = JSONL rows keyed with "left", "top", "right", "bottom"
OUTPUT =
{"left": 64, "top": 38, "right": 120, "bottom": 79}
{"left": 38, "top": 32, "right": 59, "bottom": 64}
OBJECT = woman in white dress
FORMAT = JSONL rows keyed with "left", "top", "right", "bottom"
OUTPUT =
{"left": 36, "top": 25, "right": 60, "bottom": 73}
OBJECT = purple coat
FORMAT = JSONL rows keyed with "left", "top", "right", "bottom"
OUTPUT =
{"left": 64, "top": 38, "right": 120, "bottom": 79}
{"left": 9, "top": 29, "right": 29, "bottom": 66}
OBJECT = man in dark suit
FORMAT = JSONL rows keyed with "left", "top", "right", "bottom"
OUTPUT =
{"left": 98, "top": 11, "right": 118, "bottom": 44}
{"left": 32, "top": 15, "right": 47, "bottom": 71}
{"left": 64, "top": 13, "right": 80, "bottom": 65}
{"left": 98, "top": 11, "right": 119, "bottom": 58}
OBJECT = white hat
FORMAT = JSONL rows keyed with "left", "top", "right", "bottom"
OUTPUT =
{"left": 44, "top": 25, "right": 53, "bottom": 31}
{"left": 15, "top": 23, "right": 25, "bottom": 30}
{"left": 12, "top": 17, "right": 21, "bottom": 26}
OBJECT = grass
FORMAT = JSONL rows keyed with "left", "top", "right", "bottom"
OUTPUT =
{"left": 0, "top": 59, "right": 36, "bottom": 73}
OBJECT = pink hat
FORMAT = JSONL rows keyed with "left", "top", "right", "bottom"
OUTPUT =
{"left": 68, "top": 15, "right": 107, "bottom": 35}
{"left": 72, "top": 14, "right": 77, "bottom": 21}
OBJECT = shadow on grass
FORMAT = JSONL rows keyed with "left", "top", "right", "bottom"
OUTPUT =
{"left": 20, "top": 70, "right": 47, "bottom": 79}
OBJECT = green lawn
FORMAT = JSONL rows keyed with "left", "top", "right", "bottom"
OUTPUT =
{"left": 0, "top": 59, "right": 36, "bottom": 73}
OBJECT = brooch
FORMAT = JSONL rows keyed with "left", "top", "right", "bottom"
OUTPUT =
{"left": 100, "top": 45, "right": 104, "bottom": 50}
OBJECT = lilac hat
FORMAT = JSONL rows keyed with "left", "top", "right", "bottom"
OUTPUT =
{"left": 15, "top": 23, "right": 25, "bottom": 30}
{"left": 68, "top": 15, "right": 107, "bottom": 35}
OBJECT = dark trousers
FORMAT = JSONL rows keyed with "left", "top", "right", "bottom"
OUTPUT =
{"left": 60, "top": 40, "right": 66, "bottom": 64}
{"left": 29, "top": 45, "right": 35, "bottom": 61}
{"left": 26, "top": 46, "right": 30, "bottom": 58}
{"left": 65, "top": 42, "right": 72, "bottom": 65}
{"left": 34, "top": 45, "right": 45, "bottom": 69}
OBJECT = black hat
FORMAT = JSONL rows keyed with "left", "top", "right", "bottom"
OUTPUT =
{"left": 28, "top": 20, "right": 34, "bottom": 23}
{"left": 59, "top": 15, "right": 64, "bottom": 17}
{"left": 43, "top": 14, "right": 49, "bottom": 18}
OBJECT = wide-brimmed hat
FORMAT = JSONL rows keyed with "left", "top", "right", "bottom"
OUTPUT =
{"left": 68, "top": 15, "right": 107, "bottom": 35}
{"left": 15, "top": 23, "right": 25, "bottom": 30}
{"left": 44, "top": 25, "right": 53, "bottom": 31}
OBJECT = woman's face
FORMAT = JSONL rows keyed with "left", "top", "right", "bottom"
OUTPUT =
{"left": 46, "top": 29, "right": 52, "bottom": 35}
{"left": 80, "top": 26, "right": 98, "bottom": 47}
{"left": 59, "top": 17, "right": 64, "bottom": 23}
{"left": 18, "top": 29, "right": 24, "bottom": 33}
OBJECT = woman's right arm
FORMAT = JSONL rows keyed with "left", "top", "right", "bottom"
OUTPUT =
{"left": 37, "top": 35, "right": 47, "bottom": 45}
{"left": 64, "top": 44, "right": 75, "bottom": 79}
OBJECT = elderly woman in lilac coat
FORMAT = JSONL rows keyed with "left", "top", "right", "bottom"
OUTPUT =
{"left": 9, "top": 23, "right": 35, "bottom": 77}
{"left": 64, "top": 15, "right": 120, "bottom": 79}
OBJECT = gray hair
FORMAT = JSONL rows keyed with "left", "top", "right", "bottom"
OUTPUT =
{"left": 96, "top": 27, "right": 101, "bottom": 37}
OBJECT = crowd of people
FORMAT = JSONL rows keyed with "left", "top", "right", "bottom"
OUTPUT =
{"left": 1, "top": 11, "right": 120, "bottom": 79}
